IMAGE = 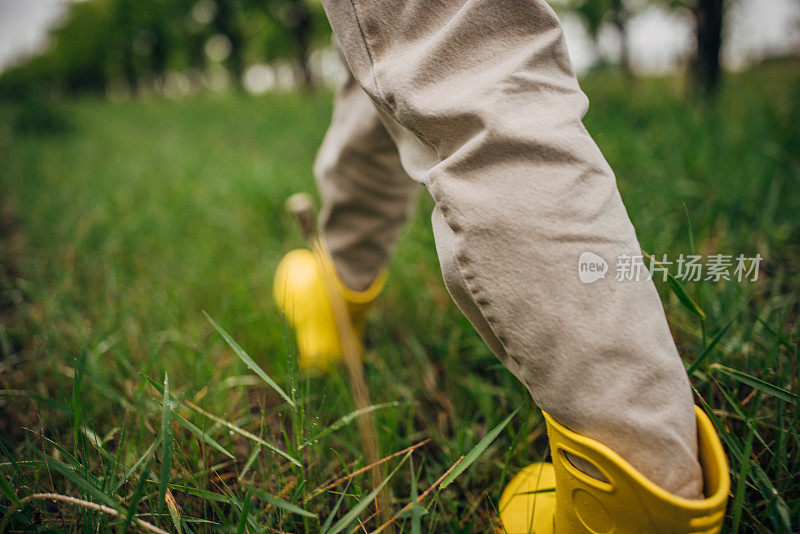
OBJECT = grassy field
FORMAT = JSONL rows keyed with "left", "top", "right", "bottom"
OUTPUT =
{"left": 0, "top": 63, "right": 798, "bottom": 533}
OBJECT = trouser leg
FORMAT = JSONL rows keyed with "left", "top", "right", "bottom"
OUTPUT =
{"left": 314, "top": 63, "right": 420, "bottom": 292}
{"left": 320, "top": 0, "right": 703, "bottom": 498}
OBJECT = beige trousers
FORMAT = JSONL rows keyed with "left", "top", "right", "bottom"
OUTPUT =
{"left": 314, "top": 0, "right": 703, "bottom": 499}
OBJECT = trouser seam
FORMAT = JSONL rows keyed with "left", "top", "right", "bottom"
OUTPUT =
{"left": 344, "top": 0, "right": 383, "bottom": 107}
{"left": 345, "top": 0, "right": 512, "bottom": 359}
{"left": 346, "top": 0, "right": 441, "bottom": 160}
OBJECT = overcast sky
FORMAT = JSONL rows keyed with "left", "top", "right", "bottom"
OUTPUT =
{"left": 0, "top": 0, "right": 798, "bottom": 75}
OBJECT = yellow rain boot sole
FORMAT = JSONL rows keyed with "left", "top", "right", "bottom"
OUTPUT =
{"left": 499, "top": 406, "right": 729, "bottom": 533}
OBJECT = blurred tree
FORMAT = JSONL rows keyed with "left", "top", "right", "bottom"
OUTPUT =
{"left": 570, "top": 0, "right": 633, "bottom": 75}
{"left": 0, "top": 0, "right": 327, "bottom": 96}
{"left": 183, "top": 0, "right": 214, "bottom": 72}
{"left": 214, "top": 0, "right": 245, "bottom": 87}
{"left": 113, "top": 0, "right": 139, "bottom": 94}
{"left": 611, "top": 0, "right": 632, "bottom": 76}
{"left": 141, "top": 0, "right": 181, "bottom": 85}
{"left": 108, "top": 0, "right": 185, "bottom": 92}
{"left": 657, "top": 0, "right": 728, "bottom": 95}
{"left": 0, "top": 0, "right": 115, "bottom": 96}
{"left": 242, "top": 0, "right": 329, "bottom": 87}
{"left": 568, "top": 0, "right": 727, "bottom": 94}
{"left": 276, "top": 0, "right": 314, "bottom": 86}
{"left": 691, "top": 0, "right": 724, "bottom": 94}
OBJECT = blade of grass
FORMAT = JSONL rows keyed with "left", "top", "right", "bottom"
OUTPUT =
{"left": 72, "top": 352, "right": 84, "bottom": 464}
{"left": 37, "top": 453, "right": 121, "bottom": 510}
{"left": 111, "top": 417, "right": 126, "bottom": 493}
{"left": 320, "top": 480, "right": 351, "bottom": 533}
{"left": 374, "top": 456, "right": 463, "bottom": 534}
{"left": 238, "top": 445, "right": 261, "bottom": 482}
{"left": 325, "top": 451, "right": 411, "bottom": 534}
{"left": 667, "top": 274, "right": 706, "bottom": 321}
{"left": 183, "top": 400, "right": 301, "bottom": 467}
{"left": 409, "top": 454, "right": 422, "bottom": 534}
{"left": 145, "top": 373, "right": 300, "bottom": 465}
{"left": 730, "top": 427, "right": 753, "bottom": 533}
{"left": 169, "top": 486, "right": 230, "bottom": 503}
{"left": 644, "top": 250, "right": 705, "bottom": 321}
{"left": 300, "top": 402, "right": 401, "bottom": 449}
{"left": 440, "top": 409, "right": 518, "bottom": 490}
{"left": 756, "top": 317, "right": 796, "bottom": 350}
{"left": 682, "top": 203, "right": 695, "bottom": 256}
{"left": 168, "top": 406, "right": 234, "bottom": 459}
{"left": 695, "top": 395, "right": 792, "bottom": 530}
{"left": 217, "top": 483, "right": 262, "bottom": 533}
{"left": 236, "top": 486, "right": 252, "bottom": 534}
{"left": 711, "top": 364, "right": 797, "bottom": 405}
{"left": 713, "top": 381, "right": 771, "bottom": 453}
{"left": 0, "top": 474, "right": 22, "bottom": 508}
{"left": 252, "top": 488, "right": 318, "bottom": 519}
{"left": 686, "top": 316, "right": 735, "bottom": 375}
{"left": 141, "top": 373, "right": 165, "bottom": 395}
{"left": 158, "top": 372, "right": 173, "bottom": 513}
{"left": 750, "top": 464, "right": 792, "bottom": 532}
{"left": 25, "top": 393, "right": 74, "bottom": 416}
{"left": 74, "top": 356, "right": 134, "bottom": 410}
{"left": 114, "top": 436, "right": 161, "bottom": 493}
{"left": 203, "top": 311, "right": 294, "bottom": 407}
{"left": 0, "top": 440, "right": 24, "bottom": 478}
{"left": 165, "top": 489, "right": 182, "bottom": 534}
{"left": 121, "top": 459, "right": 152, "bottom": 534}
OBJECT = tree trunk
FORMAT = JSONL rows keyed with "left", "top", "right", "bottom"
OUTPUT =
{"left": 122, "top": 45, "right": 138, "bottom": 96}
{"left": 151, "top": 24, "right": 169, "bottom": 87}
{"left": 692, "top": 0, "right": 724, "bottom": 95}
{"left": 612, "top": 6, "right": 632, "bottom": 78}
{"left": 294, "top": 9, "right": 313, "bottom": 88}
{"left": 116, "top": 0, "right": 138, "bottom": 95}
{"left": 283, "top": 0, "right": 314, "bottom": 88}
{"left": 216, "top": 0, "right": 244, "bottom": 88}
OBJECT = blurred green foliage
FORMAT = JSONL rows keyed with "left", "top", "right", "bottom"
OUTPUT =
{"left": 9, "top": 98, "right": 72, "bottom": 136}
{"left": 1, "top": 0, "right": 736, "bottom": 98}
{"left": 556, "top": 0, "right": 728, "bottom": 92}
{"left": 0, "top": 0, "right": 331, "bottom": 97}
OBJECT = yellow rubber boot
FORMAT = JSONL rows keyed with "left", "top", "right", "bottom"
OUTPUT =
{"left": 273, "top": 248, "right": 385, "bottom": 372}
{"left": 499, "top": 406, "right": 729, "bottom": 533}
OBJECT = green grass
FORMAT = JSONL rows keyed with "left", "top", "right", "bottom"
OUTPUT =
{"left": 0, "top": 63, "right": 798, "bottom": 532}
